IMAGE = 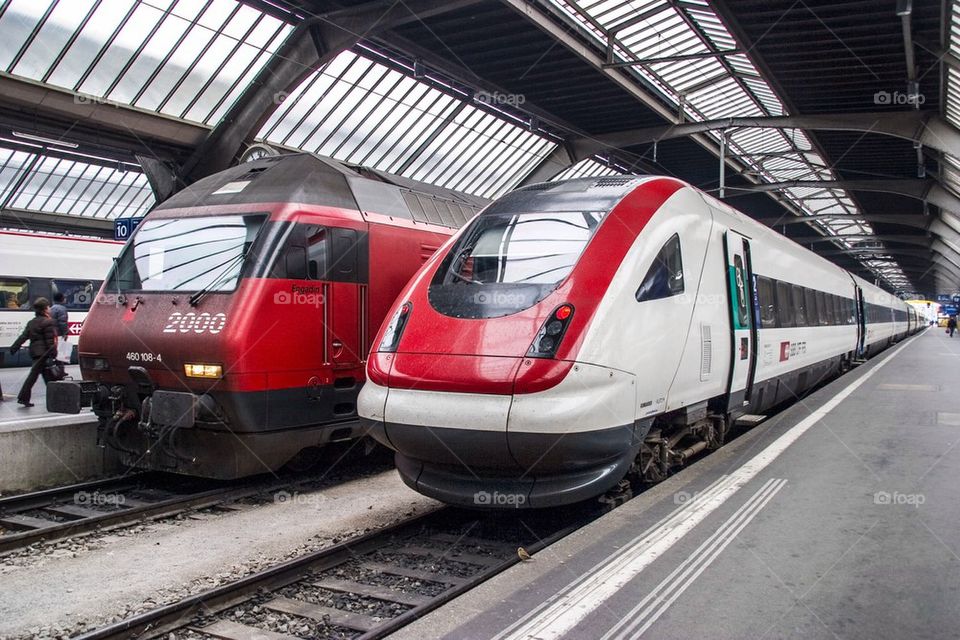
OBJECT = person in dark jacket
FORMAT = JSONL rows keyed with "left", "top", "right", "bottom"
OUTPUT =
{"left": 50, "top": 292, "right": 69, "bottom": 339}
{"left": 10, "top": 298, "right": 58, "bottom": 407}
{"left": 949, "top": 315, "right": 957, "bottom": 338}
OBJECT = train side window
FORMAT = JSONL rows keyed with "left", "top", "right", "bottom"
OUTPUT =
{"left": 791, "top": 284, "right": 806, "bottom": 326}
{"left": 775, "top": 281, "right": 794, "bottom": 327}
{"left": 757, "top": 276, "right": 777, "bottom": 328}
{"left": 828, "top": 295, "right": 839, "bottom": 325}
{"left": 285, "top": 246, "right": 308, "bottom": 280}
{"left": 307, "top": 228, "right": 327, "bottom": 279}
{"left": 815, "top": 291, "right": 827, "bottom": 325}
{"left": 636, "top": 234, "right": 684, "bottom": 302}
{"left": 329, "top": 228, "right": 359, "bottom": 282}
{"left": 51, "top": 279, "right": 98, "bottom": 311}
{"left": 0, "top": 278, "right": 29, "bottom": 310}
{"left": 804, "top": 288, "right": 818, "bottom": 327}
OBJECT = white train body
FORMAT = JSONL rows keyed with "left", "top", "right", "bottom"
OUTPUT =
{"left": 0, "top": 231, "right": 120, "bottom": 363}
{"left": 360, "top": 177, "right": 920, "bottom": 508}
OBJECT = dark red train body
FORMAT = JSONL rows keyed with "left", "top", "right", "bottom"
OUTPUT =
{"left": 48, "top": 153, "right": 481, "bottom": 478}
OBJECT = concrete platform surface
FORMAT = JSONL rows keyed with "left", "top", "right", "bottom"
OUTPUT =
{"left": 391, "top": 329, "right": 960, "bottom": 640}
{"left": 0, "top": 365, "right": 119, "bottom": 492}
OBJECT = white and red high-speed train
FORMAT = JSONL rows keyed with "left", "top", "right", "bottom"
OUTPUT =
{"left": 359, "top": 176, "right": 921, "bottom": 508}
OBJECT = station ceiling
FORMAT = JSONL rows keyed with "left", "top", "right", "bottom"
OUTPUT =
{"left": 0, "top": 0, "right": 957, "bottom": 295}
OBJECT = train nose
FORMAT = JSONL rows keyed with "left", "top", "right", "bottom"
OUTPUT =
{"left": 371, "top": 352, "right": 523, "bottom": 469}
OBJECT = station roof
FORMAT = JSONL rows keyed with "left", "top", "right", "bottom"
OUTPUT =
{"left": 0, "top": 0, "right": 957, "bottom": 295}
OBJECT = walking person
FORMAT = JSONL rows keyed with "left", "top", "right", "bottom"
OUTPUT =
{"left": 50, "top": 292, "right": 69, "bottom": 340}
{"left": 949, "top": 315, "right": 957, "bottom": 338}
{"left": 9, "top": 298, "right": 58, "bottom": 407}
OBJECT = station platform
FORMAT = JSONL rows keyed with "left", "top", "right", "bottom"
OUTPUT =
{"left": 393, "top": 328, "right": 960, "bottom": 640}
{"left": 0, "top": 365, "right": 119, "bottom": 493}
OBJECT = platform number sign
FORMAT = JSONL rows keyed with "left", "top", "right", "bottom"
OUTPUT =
{"left": 114, "top": 217, "right": 144, "bottom": 241}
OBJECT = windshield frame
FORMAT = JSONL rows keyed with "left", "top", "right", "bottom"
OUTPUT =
{"left": 104, "top": 212, "right": 270, "bottom": 295}
{"left": 428, "top": 209, "right": 606, "bottom": 319}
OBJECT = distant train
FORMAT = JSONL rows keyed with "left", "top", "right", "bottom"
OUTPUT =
{"left": 49, "top": 153, "right": 484, "bottom": 479}
{"left": 359, "top": 176, "right": 923, "bottom": 509}
{"left": 0, "top": 231, "right": 120, "bottom": 366}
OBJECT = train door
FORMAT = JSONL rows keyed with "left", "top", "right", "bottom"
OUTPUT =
{"left": 326, "top": 228, "right": 363, "bottom": 372}
{"left": 723, "top": 230, "right": 758, "bottom": 411}
{"left": 856, "top": 287, "right": 866, "bottom": 356}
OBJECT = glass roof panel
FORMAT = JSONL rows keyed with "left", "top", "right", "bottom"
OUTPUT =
{"left": 0, "top": 145, "right": 154, "bottom": 220}
{"left": 551, "top": 157, "right": 623, "bottom": 181}
{"left": 544, "top": 0, "right": 906, "bottom": 289}
{"left": 0, "top": 0, "right": 291, "bottom": 125}
{"left": 256, "top": 49, "right": 557, "bottom": 199}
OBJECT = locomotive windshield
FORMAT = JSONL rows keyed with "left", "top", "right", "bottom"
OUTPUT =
{"left": 429, "top": 210, "right": 605, "bottom": 318}
{"left": 106, "top": 214, "right": 267, "bottom": 293}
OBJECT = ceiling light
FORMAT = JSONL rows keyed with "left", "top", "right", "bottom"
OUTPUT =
{"left": 10, "top": 131, "right": 79, "bottom": 148}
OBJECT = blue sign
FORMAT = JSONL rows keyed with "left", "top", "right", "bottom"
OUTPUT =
{"left": 114, "top": 216, "right": 144, "bottom": 241}
{"left": 937, "top": 294, "right": 951, "bottom": 303}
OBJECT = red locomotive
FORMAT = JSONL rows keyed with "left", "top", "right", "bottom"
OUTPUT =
{"left": 49, "top": 153, "right": 481, "bottom": 478}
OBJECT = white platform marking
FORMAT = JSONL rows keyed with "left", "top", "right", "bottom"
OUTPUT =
{"left": 496, "top": 337, "right": 914, "bottom": 640}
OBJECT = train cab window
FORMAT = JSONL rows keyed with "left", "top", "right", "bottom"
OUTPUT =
{"left": 776, "top": 281, "right": 794, "bottom": 327}
{"left": 51, "top": 280, "right": 99, "bottom": 311}
{"left": 791, "top": 285, "right": 806, "bottom": 326}
{"left": 0, "top": 278, "right": 29, "bottom": 309}
{"left": 757, "top": 276, "right": 777, "bottom": 328}
{"left": 636, "top": 234, "right": 684, "bottom": 302}
{"left": 107, "top": 214, "right": 267, "bottom": 292}
{"left": 429, "top": 210, "right": 606, "bottom": 319}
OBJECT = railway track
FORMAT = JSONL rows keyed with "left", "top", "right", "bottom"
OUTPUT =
{"left": 74, "top": 505, "right": 595, "bottom": 640}
{"left": 0, "top": 473, "right": 271, "bottom": 555}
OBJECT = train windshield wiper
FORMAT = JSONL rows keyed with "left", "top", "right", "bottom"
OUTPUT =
{"left": 188, "top": 250, "right": 248, "bottom": 307}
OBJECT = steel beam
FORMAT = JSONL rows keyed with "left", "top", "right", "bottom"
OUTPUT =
{"left": 515, "top": 144, "right": 577, "bottom": 187}
{"left": 0, "top": 74, "right": 205, "bottom": 163}
{"left": 135, "top": 155, "right": 179, "bottom": 205}
{"left": 802, "top": 235, "right": 931, "bottom": 248}
{"left": 0, "top": 208, "right": 114, "bottom": 238}
{"left": 729, "top": 179, "right": 960, "bottom": 217}
{"left": 758, "top": 213, "right": 931, "bottom": 230}
{"left": 816, "top": 247, "right": 932, "bottom": 258}
{"left": 183, "top": 0, "right": 485, "bottom": 181}
{"left": 569, "top": 111, "right": 960, "bottom": 159}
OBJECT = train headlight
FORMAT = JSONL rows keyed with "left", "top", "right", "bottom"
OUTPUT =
{"left": 527, "top": 304, "right": 574, "bottom": 359}
{"left": 184, "top": 363, "right": 223, "bottom": 378}
{"left": 378, "top": 302, "right": 412, "bottom": 352}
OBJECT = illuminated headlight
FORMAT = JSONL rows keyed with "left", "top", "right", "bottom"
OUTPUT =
{"left": 81, "top": 357, "right": 110, "bottom": 371}
{"left": 184, "top": 363, "right": 223, "bottom": 378}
